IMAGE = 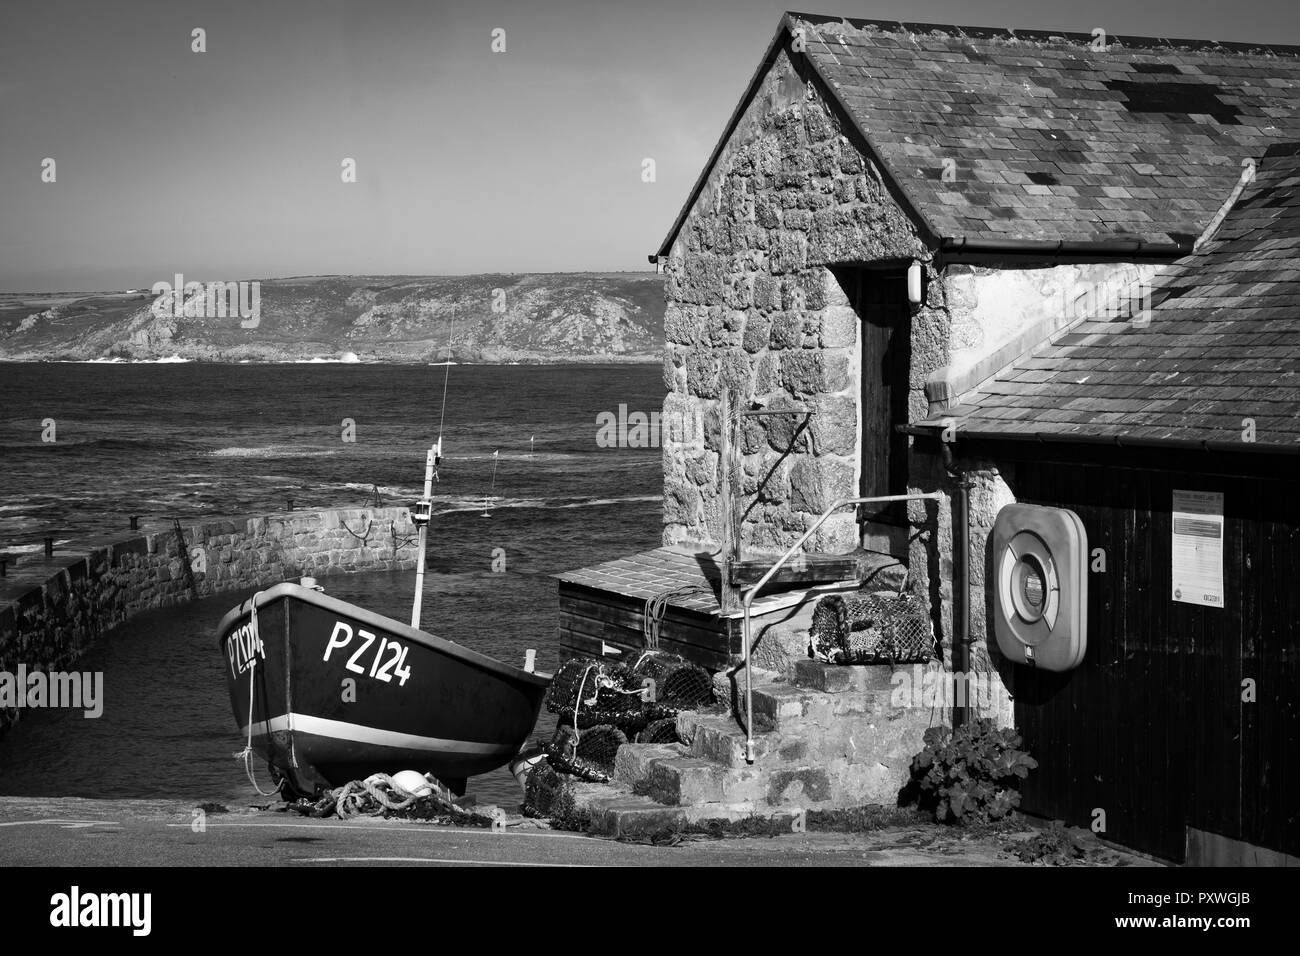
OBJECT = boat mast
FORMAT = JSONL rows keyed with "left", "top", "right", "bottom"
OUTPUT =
{"left": 411, "top": 306, "right": 455, "bottom": 629}
{"left": 411, "top": 444, "right": 435, "bottom": 628}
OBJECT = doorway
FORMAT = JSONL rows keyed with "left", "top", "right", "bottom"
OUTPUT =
{"left": 835, "top": 266, "right": 912, "bottom": 534}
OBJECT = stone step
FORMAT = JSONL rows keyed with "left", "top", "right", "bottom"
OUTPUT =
{"left": 612, "top": 741, "right": 687, "bottom": 787}
{"left": 569, "top": 777, "right": 804, "bottom": 839}
{"left": 750, "top": 682, "right": 895, "bottom": 729}
{"left": 582, "top": 791, "right": 687, "bottom": 840}
{"left": 754, "top": 661, "right": 948, "bottom": 722}
{"left": 676, "top": 708, "right": 867, "bottom": 769}
{"left": 791, "top": 659, "right": 913, "bottom": 694}
{"left": 621, "top": 737, "right": 920, "bottom": 807}
{"left": 679, "top": 802, "right": 804, "bottom": 829}
{"left": 635, "top": 749, "right": 911, "bottom": 809}
{"left": 588, "top": 663, "right": 941, "bottom": 820}
{"left": 642, "top": 755, "right": 750, "bottom": 805}
{"left": 582, "top": 788, "right": 803, "bottom": 839}
{"left": 677, "top": 710, "right": 773, "bottom": 768}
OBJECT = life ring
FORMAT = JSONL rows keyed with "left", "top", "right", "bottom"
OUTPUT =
{"left": 992, "top": 504, "right": 1088, "bottom": 672}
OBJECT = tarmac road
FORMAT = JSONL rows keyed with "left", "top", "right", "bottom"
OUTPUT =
{"left": 0, "top": 797, "right": 1155, "bottom": 867}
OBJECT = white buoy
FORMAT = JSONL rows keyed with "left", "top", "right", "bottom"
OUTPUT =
{"left": 391, "top": 769, "right": 434, "bottom": 798}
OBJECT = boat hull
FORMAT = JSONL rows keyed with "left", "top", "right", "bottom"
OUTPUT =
{"left": 218, "top": 583, "right": 549, "bottom": 796}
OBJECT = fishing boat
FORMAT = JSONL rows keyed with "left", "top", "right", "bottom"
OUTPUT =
{"left": 217, "top": 578, "right": 548, "bottom": 797}
{"left": 218, "top": 345, "right": 550, "bottom": 797}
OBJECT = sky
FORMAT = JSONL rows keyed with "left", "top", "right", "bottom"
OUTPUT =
{"left": 2, "top": 0, "right": 1298, "bottom": 291}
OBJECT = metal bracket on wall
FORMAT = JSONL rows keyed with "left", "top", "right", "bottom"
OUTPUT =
{"left": 718, "top": 390, "right": 815, "bottom": 612}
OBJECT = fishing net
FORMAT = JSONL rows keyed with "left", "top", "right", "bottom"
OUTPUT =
{"left": 541, "top": 653, "right": 714, "bottom": 777}
{"left": 630, "top": 653, "right": 709, "bottom": 707}
{"left": 809, "top": 591, "right": 935, "bottom": 665}
{"left": 544, "top": 726, "right": 611, "bottom": 783}
{"left": 545, "top": 659, "right": 648, "bottom": 730}
{"left": 658, "top": 661, "right": 713, "bottom": 710}
{"left": 574, "top": 724, "right": 626, "bottom": 770}
{"left": 636, "top": 717, "right": 681, "bottom": 744}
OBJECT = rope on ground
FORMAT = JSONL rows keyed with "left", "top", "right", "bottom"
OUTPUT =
{"left": 299, "top": 772, "right": 496, "bottom": 825}
{"left": 330, "top": 774, "right": 421, "bottom": 816}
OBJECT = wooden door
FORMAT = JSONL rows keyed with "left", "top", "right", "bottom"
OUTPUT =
{"left": 844, "top": 267, "right": 911, "bottom": 523}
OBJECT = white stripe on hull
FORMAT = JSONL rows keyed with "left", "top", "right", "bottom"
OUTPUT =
{"left": 240, "top": 713, "right": 516, "bottom": 756}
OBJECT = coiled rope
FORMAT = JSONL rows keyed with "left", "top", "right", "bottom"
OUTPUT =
{"left": 329, "top": 774, "right": 422, "bottom": 816}
{"left": 642, "top": 583, "right": 712, "bottom": 654}
{"left": 306, "top": 772, "right": 493, "bottom": 823}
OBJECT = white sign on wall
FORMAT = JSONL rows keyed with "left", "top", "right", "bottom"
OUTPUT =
{"left": 1171, "top": 490, "right": 1224, "bottom": 609}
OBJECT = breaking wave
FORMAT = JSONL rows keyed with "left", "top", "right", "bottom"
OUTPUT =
{"left": 210, "top": 445, "right": 338, "bottom": 459}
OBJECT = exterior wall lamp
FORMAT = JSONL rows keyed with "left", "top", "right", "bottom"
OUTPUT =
{"left": 908, "top": 260, "right": 924, "bottom": 306}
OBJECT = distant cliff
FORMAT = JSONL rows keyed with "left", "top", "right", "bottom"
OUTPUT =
{"left": 0, "top": 273, "right": 665, "bottom": 363}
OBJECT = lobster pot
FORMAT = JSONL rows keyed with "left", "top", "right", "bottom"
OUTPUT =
{"left": 545, "top": 659, "right": 628, "bottom": 714}
{"left": 574, "top": 725, "right": 627, "bottom": 770}
{"left": 810, "top": 592, "right": 935, "bottom": 665}
{"left": 545, "top": 659, "right": 648, "bottom": 730}
{"left": 636, "top": 717, "right": 681, "bottom": 744}
{"left": 631, "top": 654, "right": 713, "bottom": 710}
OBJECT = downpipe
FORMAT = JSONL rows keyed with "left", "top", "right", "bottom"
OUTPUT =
{"left": 739, "top": 492, "right": 944, "bottom": 763}
{"left": 943, "top": 444, "right": 974, "bottom": 729}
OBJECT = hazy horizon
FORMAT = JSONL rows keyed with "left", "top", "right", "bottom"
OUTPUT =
{"left": 0, "top": 269, "right": 662, "bottom": 297}
{"left": 4, "top": 0, "right": 1299, "bottom": 293}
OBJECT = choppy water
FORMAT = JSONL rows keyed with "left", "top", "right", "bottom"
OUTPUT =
{"left": 0, "top": 363, "right": 664, "bottom": 807}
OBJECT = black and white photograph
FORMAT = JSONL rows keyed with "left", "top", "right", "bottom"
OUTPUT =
{"left": 0, "top": 0, "right": 1294, "bottom": 929}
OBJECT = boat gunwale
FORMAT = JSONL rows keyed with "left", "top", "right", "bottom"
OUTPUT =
{"left": 215, "top": 582, "right": 550, "bottom": 688}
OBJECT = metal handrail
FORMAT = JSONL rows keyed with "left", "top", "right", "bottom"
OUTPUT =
{"left": 739, "top": 492, "right": 944, "bottom": 763}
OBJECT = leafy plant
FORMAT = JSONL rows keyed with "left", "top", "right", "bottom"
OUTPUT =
{"left": 904, "top": 718, "right": 1037, "bottom": 825}
{"left": 1008, "top": 821, "right": 1088, "bottom": 865}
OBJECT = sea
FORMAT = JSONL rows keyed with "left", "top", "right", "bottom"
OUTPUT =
{"left": 0, "top": 362, "right": 664, "bottom": 807}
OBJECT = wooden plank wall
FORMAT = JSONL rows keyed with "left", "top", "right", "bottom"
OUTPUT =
{"left": 1010, "top": 458, "right": 1298, "bottom": 862}
{"left": 557, "top": 582, "right": 737, "bottom": 671}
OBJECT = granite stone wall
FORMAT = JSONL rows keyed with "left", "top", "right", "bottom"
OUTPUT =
{"left": 904, "top": 454, "right": 1017, "bottom": 725}
{"left": 0, "top": 507, "right": 418, "bottom": 733}
{"left": 660, "top": 45, "right": 935, "bottom": 556}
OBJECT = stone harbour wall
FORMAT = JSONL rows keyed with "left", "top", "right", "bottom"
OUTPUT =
{"left": 0, "top": 507, "right": 418, "bottom": 733}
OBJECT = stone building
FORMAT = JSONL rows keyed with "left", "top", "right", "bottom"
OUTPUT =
{"left": 558, "top": 13, "right": 1300, "bottom": 859}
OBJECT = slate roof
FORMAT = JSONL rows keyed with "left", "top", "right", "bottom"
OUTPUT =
{"left": 933, "top": 142, "right": 1300, "bottom": 449}
{"left": 656, "top": 13, "right": 1300, "bottom": 255}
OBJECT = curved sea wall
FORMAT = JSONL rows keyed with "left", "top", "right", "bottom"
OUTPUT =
{"left": 0, "top": 507, "right": 418, "bottom": 733}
